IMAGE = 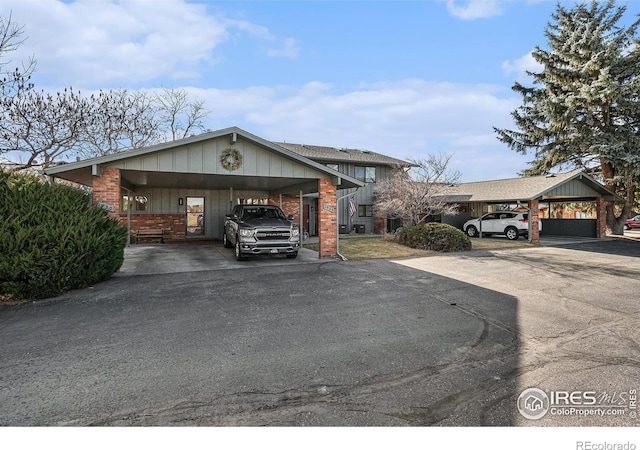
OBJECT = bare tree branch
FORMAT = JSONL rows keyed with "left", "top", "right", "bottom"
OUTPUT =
{"left": 374, "top": 154, "right": 461, "bottom": 227}
{"left": 155, "top": 88, "right": 209, "bottom": 140}
{"left": 0, "top": 87, "right": 91, "bottom": 170}
{"left": 0, "top": 12, "right": 36, "bottom": 98}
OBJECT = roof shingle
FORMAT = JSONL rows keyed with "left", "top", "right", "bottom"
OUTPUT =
{"left": 274, "top": 142, "right": 410, "bottom": 167}
{"left": 442, "top": 170, "right": 614, "bottom": 202}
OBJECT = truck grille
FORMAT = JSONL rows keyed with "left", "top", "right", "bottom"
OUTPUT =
{"left": 256, "top": 229, "right": 291, "bottom": 240}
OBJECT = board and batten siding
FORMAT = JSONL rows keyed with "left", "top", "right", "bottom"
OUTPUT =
{"left": 543, "top": 178, "right": 602, "bottom": 199}
{"left": 109, "top": 137, "right": 327, "bottom": 180}
{"left": 335, "top": 163, "right": 392, "bottom": 233}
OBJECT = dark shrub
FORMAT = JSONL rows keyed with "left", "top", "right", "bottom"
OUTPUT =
{"left": 0, "top": 170, "right": 128, "bottom": 300}
{"left": 398, "top": 222, "right": 472, "bottom": 252}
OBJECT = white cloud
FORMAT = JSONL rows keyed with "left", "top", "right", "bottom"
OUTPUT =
{"left": 0, "top": 1, "right": 533, "bottom": 181}
{"left": 502, "top": 51, "right": 543, "bottom": 82}
{"left": 193, "top": 79, "right": 528, "bottom": 181}
{"left": 267, "top": 38, "right": 300, "bottom": 59}
{"left": 441, "top": 0, "right": 504, "bottom": 20}
{"left": 1, "top": 0, "right": 287, "bottom": 85}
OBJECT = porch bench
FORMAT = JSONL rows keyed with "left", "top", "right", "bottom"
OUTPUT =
{"left": 135, "top": 228, "right": 166, "bottom": 244}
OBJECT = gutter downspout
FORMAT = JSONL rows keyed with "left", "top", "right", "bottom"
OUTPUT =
{"left": 336, "top": 189, "right": 359, "bottom": 261}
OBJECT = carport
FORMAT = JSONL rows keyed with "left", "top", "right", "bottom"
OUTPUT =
{"left": 43, "top": 127, "right": 364, "bottom": 258}
{"left": 442, "top": 170, "right": 616, "bottom": 241}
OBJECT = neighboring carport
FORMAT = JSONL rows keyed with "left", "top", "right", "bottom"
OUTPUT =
{"left": 442, "top": 170, "right": 617, "bottom": 242}
{"left": 43, "top": 126, "right": 364, "bottom": 258}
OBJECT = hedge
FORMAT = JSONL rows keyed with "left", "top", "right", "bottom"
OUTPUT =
{"left": 0, "top": 170, "right": 128, "bottom": 300}
{"left": 397, "top": 222, "right": 472, "bottom": 252}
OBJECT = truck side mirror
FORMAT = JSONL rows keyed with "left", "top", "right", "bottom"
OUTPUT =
{"left": 287, "top": 214, "right": 294, "bottom": 221}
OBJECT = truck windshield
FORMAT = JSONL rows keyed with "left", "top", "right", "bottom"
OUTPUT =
{"left": 242, "top": 207, "right": 286, "bottom": 220}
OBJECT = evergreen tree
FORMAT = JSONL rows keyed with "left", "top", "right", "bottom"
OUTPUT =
{"left": 495, "top": 1, "right": 640, "bottom": 234}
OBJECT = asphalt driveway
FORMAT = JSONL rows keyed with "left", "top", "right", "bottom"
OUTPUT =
{"left": 1, "top": 239, "right": 639, "bottom": 426}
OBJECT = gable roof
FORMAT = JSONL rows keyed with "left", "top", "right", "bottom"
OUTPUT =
{"left": 275, "top": 142, "right": 411, "bottom": 167}
{"left": 44, "top": 127, "right": 365, "bottom": 192}
{"left": 443, "top": 170, "right": 616, "bottom": 203}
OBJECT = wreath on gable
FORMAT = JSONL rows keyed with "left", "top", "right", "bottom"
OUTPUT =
{"left": 220, "top": 147, "right": 242, "bottom": 171}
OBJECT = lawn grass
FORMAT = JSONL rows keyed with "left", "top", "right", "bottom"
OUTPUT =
{"left": 304, "top": 235, "right": 532, "bottom": 260}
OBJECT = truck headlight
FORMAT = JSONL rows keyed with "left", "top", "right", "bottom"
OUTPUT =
{"left": 239, "top": 228, "right": 255, "bottom": 237}
{"left": 291, "top": 227, "right": 299, "bottom": 237}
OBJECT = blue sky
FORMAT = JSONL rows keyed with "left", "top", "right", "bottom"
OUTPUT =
{"left": 3, "top": 0, "right": 640, "bottom": 181}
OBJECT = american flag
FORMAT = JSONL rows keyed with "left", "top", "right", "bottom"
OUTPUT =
{"left": 349, "top": 196, "right": 357, "bottom": 217}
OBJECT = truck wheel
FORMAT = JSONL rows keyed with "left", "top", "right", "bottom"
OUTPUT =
{"left": 235, "top": 239, "right": 246, "bottom": 261}
{"left": 223, "top": 233, "right": 232, "bottom": 248}
{"left": 286, "top": 252, "right": 298, "bottom": 259}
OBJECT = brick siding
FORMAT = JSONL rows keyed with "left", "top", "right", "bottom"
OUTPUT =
{"left": 596, "top": 196, "right": 607, "bottom": 238}
{"left": 528, "top": 199, "right": 540, "bottom": 244}
{"left": 92, "top": 167, "right": 121, "bottom": 218}
{"left": 120, "top": 214, "right": 186, "bottom": 243}
{"left": 318, "top": 178, "right": 337, "bottom": 258}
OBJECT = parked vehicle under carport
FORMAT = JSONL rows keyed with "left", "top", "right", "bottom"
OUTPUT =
{"left": 463, "top": 211, "right": 542, "bottom": 240}
{"left": 223, "top": 205, "right": 300, "bottom": 260}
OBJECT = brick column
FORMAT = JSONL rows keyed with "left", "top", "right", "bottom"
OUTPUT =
{"left": 92, "top": 167, "right": 121, "bottom": 219}
{"left": 528, "top": 199, "right": 540, "bottom": 245}
{"left": 269, "top": 194, "right": 300, "bottom": 222}
{"left": 596, "top": 196, "right": 607, "bottom": 238}
{"left": 318, "top": 178, "right": 337, "bottom": 258}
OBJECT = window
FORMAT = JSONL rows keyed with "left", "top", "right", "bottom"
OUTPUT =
{"left": 326, "top": 163, "right": 339, "bottom": 172}
{"left": 122, "top": 195, "right": 149, "bottom": 212}
{"left": 358, "top": 204, "right": 373, "bottom": 217}
{"left": 355, "top": 166, "right": 376, "bottom": 182}
{"left": 237, "top": 198, "right": 268, "bottom": 205}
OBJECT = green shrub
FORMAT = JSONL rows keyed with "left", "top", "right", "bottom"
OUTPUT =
{"left": 0, "top": 170, "right": 128, "bottom": 300}
{"left": 397, "top": 222, "right": 472, "bottom": 252}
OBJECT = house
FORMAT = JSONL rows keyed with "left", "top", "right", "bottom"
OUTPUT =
{"left": 43, "top": 127, "right": 409, "bottom": 259}
{"left": 276, "top": 143, "right": 410, "bottom": 236}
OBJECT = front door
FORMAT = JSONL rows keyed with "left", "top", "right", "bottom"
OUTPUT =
{"left": 186, "top": 196, "right": 205, "bottom": 237}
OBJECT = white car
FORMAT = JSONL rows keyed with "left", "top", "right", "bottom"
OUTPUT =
{"left": 463, "top": 211, "right": 542, "bottom": 240}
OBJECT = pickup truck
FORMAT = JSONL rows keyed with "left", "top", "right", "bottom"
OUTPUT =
{"left": 223, "top": 205, "right": 300, "bottom": 260}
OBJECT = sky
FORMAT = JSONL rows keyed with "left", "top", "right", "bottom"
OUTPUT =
{"left": 2, "top": 0, "right": 640, "bottom": 182}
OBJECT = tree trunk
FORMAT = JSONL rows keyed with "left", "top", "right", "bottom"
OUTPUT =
{"left": 601, "top": 159, "right": 634, "bottom": 235}
{"left": 606, "top": 203, "right": 626, "bottom": 235}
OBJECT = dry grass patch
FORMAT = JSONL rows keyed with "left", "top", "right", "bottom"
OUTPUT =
{"left": 305, "top": 235, "right": 532, "bottom": 260}
{"left": 338, "top": 236, "right": 435, "bottom": 260}
{"left": 469, "top": 238, "right": 534, "bottom": 251}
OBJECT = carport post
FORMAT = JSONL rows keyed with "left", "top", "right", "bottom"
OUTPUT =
{"left": 528, "top": 199, "right": 540, "bottom": 244}
{"left": 516, "top": 201, "right": 532, "bottom": 243}
{"left": 299, "top": 191, "right": 303, "bottom": 242}
{"left": 123, "top": 187, "right": 132, "bottom": 247}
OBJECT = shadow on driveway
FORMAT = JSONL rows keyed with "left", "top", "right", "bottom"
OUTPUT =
{"left": 0, "top": 255, "right": 520, "bottom": 426}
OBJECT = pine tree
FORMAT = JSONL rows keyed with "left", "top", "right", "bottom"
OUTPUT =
{"left": 495, "top": 0, "right": 640, "bottom": 234}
